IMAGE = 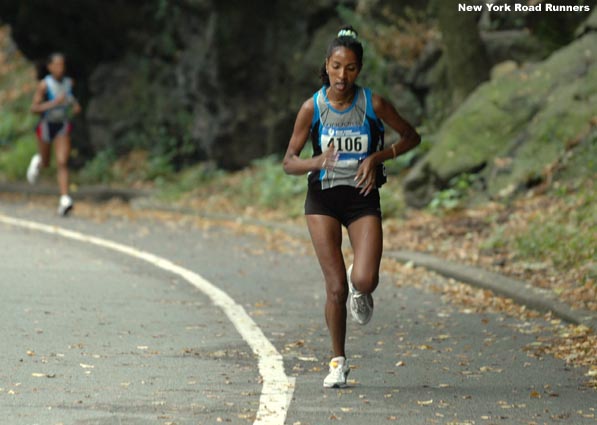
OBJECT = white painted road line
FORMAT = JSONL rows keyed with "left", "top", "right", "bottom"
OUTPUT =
{"left": 0, "top": 214, "right": 295, "bottom": 425}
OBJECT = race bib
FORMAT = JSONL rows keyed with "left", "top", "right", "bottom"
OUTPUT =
{"left": 322, "top": 126, "right": 369, "bottom": 156}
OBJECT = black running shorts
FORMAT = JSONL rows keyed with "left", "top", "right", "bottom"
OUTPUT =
{"left": 304, "top": 185, "right": 382, "bottom": 227}
{"left": 36, "top": 120, "right": 72, "bottom": 143}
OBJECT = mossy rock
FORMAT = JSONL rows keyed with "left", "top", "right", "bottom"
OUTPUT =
{"left": 404, "top": 31, "right": 596, "bottom": 206}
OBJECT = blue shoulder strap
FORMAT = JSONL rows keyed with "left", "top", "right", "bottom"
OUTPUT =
{"left": 44, "top": 75, "right": 55, "bottom": 100}
{"left": 311, "top": 88, "right": 322, "bottom": 129}
{"left": 364, "top": 87, "right": 384, "bottom": 131}
{"left": 64, "top": 77, "right": 73, "bottom": 95}
{"left": 364, "top": 87, "right": 377, "bottom": 120}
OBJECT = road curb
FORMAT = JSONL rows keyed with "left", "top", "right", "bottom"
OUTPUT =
{"left": 386, "top": 250, "right": 597, "bottom": 331}
{"left": 0, "top": 182, "right": 149, "bottom": 202}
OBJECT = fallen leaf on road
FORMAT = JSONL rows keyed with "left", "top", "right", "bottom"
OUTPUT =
{"left": 297, "top": 356, "right": 318, "bottom": 362}
{"left": 530, "top": 390, "right": 541, "bottom": 398}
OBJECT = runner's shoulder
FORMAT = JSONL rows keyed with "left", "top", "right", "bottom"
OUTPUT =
{"left": 37, "top": 79, "right": 48, "bottom": 90}
{"left": 370, "top": 92, "right": 392, "bottom": 117}
{"left": 300, "top": 97, "right": 315, "bottom": 112}
{"left": 297, "top": 97, "right": 315, "bottom": 121}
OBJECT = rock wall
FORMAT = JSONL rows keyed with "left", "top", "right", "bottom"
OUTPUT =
{"left": 404, "top": 10, "right": 597, "bottom": 207}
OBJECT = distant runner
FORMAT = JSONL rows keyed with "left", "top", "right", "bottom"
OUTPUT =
{"left": 283, "top": 26, "right": 421, "bottom": 388}
{"left": 28, "top": 52, "right": 81, "bottom": 216}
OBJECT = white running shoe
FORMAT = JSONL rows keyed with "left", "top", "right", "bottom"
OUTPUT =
{"left": 57, "top": 195, "right": 74, "bottom": 217}
{"left": 347, "top": 264, "right": 374, "bottom": 325}
{"left": 27, "top": 154, "right": 41, "bottom": 184}
{"left": 323, "top": 356, "right": 350, "bottom": 388}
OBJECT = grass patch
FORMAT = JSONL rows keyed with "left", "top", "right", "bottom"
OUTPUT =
{"left": 0, "top": 26, "right": 39, "bottom": 181}
{"left": 239, "top": 155, "right": 306, "bottom": 211}
{"left": 0, "top": 93, "right": 39, "bottom": 182}
{"left": 514, "top": 184, "right": 596, "bottom": 271}
{"left": 0, "top": 97, "right": 37, "bottom": 147}
{"left": 0, "top": 133, "right": 38, "bottom": 180}
{"left": 76, "top": 149, "right": 117, "bottom": 184}
{"left": 482, "top": 179, "right": 596, "bottom": 277}
{"left": 155, "top": 161, "right": 224, "bottom": 201}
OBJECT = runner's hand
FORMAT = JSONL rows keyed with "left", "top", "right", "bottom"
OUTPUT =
{"left": 52, "top": 93, "right": 68, "bottom": 106}
{"left": 355, "top": 156, "right": 377, "bottom": 196}
{"left": 319, "top": 148, "right": 339, "bottom": 171}
{"left": 72, "top": 101, "right": 82, "bottom": 115}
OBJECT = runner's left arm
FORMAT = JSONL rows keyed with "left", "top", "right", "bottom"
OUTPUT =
{"left": 70, "top": 79, "right": 82, "bottom": 116}
{"left": 354, "top": 94, "right": 421, "bottom": 195}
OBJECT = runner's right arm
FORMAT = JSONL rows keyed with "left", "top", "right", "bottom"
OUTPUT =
{"left": 283, "top": 98, "right": 338, "bottom": 175}
{"left": 30, "top": 80, "right": 66, "bottom": 114}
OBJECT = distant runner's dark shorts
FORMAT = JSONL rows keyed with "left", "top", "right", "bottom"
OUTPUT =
{"left": 36, "top": 120, "right": 72, "bottom": 143}
{"left": 305, "top": 185, "right": 382, "bottom": 227}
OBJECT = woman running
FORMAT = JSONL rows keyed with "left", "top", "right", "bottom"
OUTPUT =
{"left": 28, "top": 52, "right": 81, "bottom": 216}
{"left": 283, "top": 26, "right": 421, "bottom": 388}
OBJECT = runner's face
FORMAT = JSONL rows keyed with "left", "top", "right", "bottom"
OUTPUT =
{"left": 48, "top": 57, "right": 66, "bottom": 79}
{"left": 326, "top": 47, "right": 360, "bottom": 95}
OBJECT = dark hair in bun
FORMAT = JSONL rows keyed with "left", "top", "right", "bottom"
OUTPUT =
{"left": 319, "top": 25, "right": 364, "bottom": 85}
{"left": 47, "top": 52, "right": 65, "bottom": 64}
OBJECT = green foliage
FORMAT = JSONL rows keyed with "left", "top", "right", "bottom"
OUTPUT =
{"left": 146, "top": 154, "right": 175, "bottom": 184}
{"left": 379, "top": 181, "right": 406, "bottom": 219}
{"left": 240, "top": 155, "right": 307, "bottom": 216}
{"left": 384, "top": 137, "right": 432, "bottom": 175}
{"left": 481, "top": 180, "right": 596, "bottom": 277}
{"left": 0, "top": 87, "right": 39, "bottom": 180}
{"left": 76, "top": 149, "right": 116, "bottom": 184}
{"left": 0, "top": 96, "right": 37, "bottom": 148}
{"left": 514, "top": 188, "right": 596, "bottom": 270}
{"left": 0, "top": 134, "right": 38, "bottom": 180}
{"left": 156, "top": 162, "right": 224, "bottom": 200}
{"left": 428, "top": 173, "right": 478, "bottom": 212}
{"left": 479, "top": 224, "right": 507, "bottom": 251}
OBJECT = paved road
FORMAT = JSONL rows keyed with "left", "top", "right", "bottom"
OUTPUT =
{"left": 1, "top": 199, "right": 595, "bottom": 425}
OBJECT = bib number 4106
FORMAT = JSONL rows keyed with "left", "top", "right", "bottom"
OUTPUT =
{"left": 326, "top": 136, "right": 365, "bottom": 153}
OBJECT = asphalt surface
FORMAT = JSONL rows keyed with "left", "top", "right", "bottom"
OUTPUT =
{"left": 1, "top": 199, "right": 595, "bottom": 425}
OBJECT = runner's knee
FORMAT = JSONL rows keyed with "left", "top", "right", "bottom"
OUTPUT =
{"left": 350, "top": 269, "right": 378, "bottom": 294}
{"left": 56, "top": 157, "right": 68, "bottom": 169}
{"left": 326, "top": 279, "right": 348, "bottom": 304}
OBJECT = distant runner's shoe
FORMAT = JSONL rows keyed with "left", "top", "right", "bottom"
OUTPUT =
{"left": 323, "top": 356, "right": 350, "bottom": 388}
{"left": 27, "top": 154, "right": 41, "bottom": 184}
{"left": 57, "top": 195, "right": 73, "bottom": 217}
{"left": 347, "top": 264, "right": 374, "bottom": 325}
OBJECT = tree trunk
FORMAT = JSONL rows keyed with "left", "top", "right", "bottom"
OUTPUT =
{"left": 436, "top": 0, "right": 490, "bottom": 106}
